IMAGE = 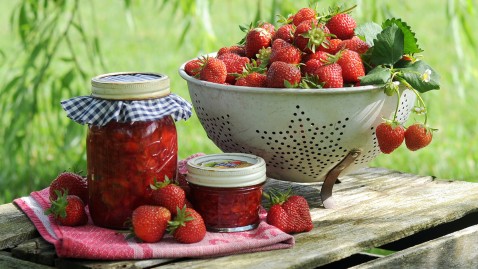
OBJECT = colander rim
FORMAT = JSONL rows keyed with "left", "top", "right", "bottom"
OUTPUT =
{"left": 178, "top": 52, "right": 387, "bottom": 95}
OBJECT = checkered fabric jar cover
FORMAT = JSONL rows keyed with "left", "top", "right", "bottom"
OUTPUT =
{"left": 61, "top": 72, "right": 192, "bottom": 126}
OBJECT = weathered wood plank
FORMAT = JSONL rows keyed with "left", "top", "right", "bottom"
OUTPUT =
{"left": 0, "top": 203, "right": 39, "bottom": 250}
{"left": 351, "top": 223, "right": 478, "bottom": 269}
{"left": 0, "top": 251, "right": 55, "bottom": 269}
{"left": 154, "top": 168, "right": 478, "bottom": 269}
{"left": 11, "top": 238, "right": 56, "bottom": 267}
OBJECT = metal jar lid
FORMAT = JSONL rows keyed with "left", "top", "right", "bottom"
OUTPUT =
{"left": 91, "top": 72, "right": 170, "bottom": 100}
{"left": 186, "top": 153, "right": 267, "bottom": 188}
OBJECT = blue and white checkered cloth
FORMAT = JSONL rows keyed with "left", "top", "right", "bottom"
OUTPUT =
{"left": 61, "top": 94, "right": 192, "bottom": 126}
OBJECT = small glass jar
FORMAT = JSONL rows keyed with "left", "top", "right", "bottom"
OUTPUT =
{"left": 86, "top": 72, "right": 178, "bottom": 229}
{"left": 186, "top": 153, "right": 266, "bottom": 232}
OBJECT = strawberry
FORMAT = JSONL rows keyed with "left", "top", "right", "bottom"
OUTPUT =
{"left": 236, "top": 72, "right": 267, "bottom": 87}
{"left": 340, "top": 36, "right": 370, "bottom": 54}
{"left": 266, "top": 61, "right": 301, "bottom": 88}
{"left": 245, "top": 27, "right": 272, "bottom": 58}
{"left": 404, "top": 123, "right": 434, "bottom": 151}
{"left": 337, "top": 49, "right": 365, "bottom": 84}
{"left": 294, "top": 20, "right": 331, "bottom": 53}
{"left": 217, "top": 45, "right": 246, "bottom": 57}
{"left": 269, "top": 38, "right": 302, "bottom": 65}
{"left": 326, "top": 13, "right": 357, "bottom": 40}
{"left": 272, "top": 24, "right": 295, "bottom": 44}
{"left": 265, "top": 189, "right": 313, "bottom": 234}
{"left": 301, "top": 50, "right": 330, "bottom": 65}
{"left": 313, "top": 62, "right": 344, "bottom": 88}
{"left": 217, "top": 53, "right": 250, "bottom": 84}
{"left": 292, "top": 7, "right": 317, "bottom": 26}
{"left": 131, "top": 205, "right": 171, "bottom": 243}
{"left": 199, "top": 57, "right": 227, "bottom": 84}
{"left": 258, "top": 21, "right": 276, "bottom": 36}
{"left": 168, "top": 207, "right": 206, "bottom": 244}
{"left": 150, "top": 177, "right": 186, "bottom": 215}
{"left": 45, "top": 191, "right": 88, "bottom": 226}
{"left": 184, "top": 59, "right": 202, "bottom": 78}
{"left": 49, "top": 171, "right": 88, "bottom": 205}
{"left": 319, "top": 38, "right": 344, "bottom": 54}
{"left": 376, "top": 120, "right": 406, "bottom": 154}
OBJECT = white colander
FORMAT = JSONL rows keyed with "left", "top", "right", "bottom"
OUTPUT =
{"left": 178, "top": 62, "right": 415, "bottom": 186}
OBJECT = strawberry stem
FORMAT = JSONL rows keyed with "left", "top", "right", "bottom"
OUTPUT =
{"left": 395, "top": 76, "right": 429, "bottom": 125}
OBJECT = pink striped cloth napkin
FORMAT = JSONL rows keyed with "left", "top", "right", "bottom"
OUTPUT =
{"left": 13, "top": 155, "right": 294, "bottom": 260}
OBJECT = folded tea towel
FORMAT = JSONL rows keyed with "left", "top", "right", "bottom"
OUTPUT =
{"left": 13, "top": 157, "right": 294, "bottom": 260}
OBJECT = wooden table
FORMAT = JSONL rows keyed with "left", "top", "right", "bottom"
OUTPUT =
{"left": 1, "top": 167, "right": 478, "bottom": 269}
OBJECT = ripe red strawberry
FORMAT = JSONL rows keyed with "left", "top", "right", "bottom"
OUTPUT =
{"left": 301, "top": 50, "right": 330, "bottom": 65}
{"left": 217, "top": 45, "right": 246, "bottom": 57}
{"left": 337, "top": 49, "right": 365, "bottom": 84}
{"left": 266, "top": 61, "right": 302, "bottom": 88}
{"left": 340, "top": 36, "right": 370, "bottom": 54}
{"left": 316, "top": 63, "right": 344, "bottom": 88}
{"left": 168, "top": 207, "right": 206, "bottom": 244}
{"left": 217, "top": 53, "right": 250, "bottom": 84}
{"left": 404, "top": 123, "right": 434, "bottom": 151}
{"left": 293, "top": 7, "right": 317, "bottom": 26}
{"left": 184, "top": 59, "right": 202, "bottom": 78}
{"left": 236, "top": 72, "right": 267, "bottom": 87}
{"left": 258, "top": 21, "right": 276, "bottom": 36}
{"left": 45, "top": 191, "right": 88, "bottom": 226}
{"left": 245, "top": 27, "right": 272, "bottom": 58}
{"left": 265, "top": 190, "right": 313, "bottom": 234}
{"left": 294, "top": 20, "right": 330, "bottom": 53}
{"left": 151, "top": 178, "right": 186, "bottom": 215}
{"left": 49, "top": 172, "right": 88, "bottom": 205}
{"left": 326, "top": 13, "right": 357, "bottom": 40}
{"left": 376, "top": 120, "right": 406, "bottom": 154}
{"left": 199, "top": 57, "right": 227, "bottom": 84}
{"left": 272, "top": 24, "right": 295, "bottom": 43}
{"left": 319, "top": 38, "right": 344, "bottom": 54}
{"left": 131, "top": 205, "right": 171, "bottom": 243}
{"left": 269, "top": 38, "right": 302, "bottom": 65}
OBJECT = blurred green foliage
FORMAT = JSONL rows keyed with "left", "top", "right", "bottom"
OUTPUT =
{"left": 0, "top": 0, "right": 477, "bottom": 203}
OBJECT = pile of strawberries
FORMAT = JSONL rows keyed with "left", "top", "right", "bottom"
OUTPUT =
{"left": 45, "top": 171, "right": 314, "bottom": 244}
{"left": 184, "top": 6, "right": 369, "bottom": 89}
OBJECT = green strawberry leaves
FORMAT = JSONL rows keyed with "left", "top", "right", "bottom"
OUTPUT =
{"left": 396, "top": 60, "right": 440, "bottom": 93}
{"left": 370, "top": 24, "right": 404, "bottom": 66}
{"left": 358, "top": 17, "right": 440, "bottom": 93}
{"left": 382, "top": 18, "right": 423, "bottom": 55}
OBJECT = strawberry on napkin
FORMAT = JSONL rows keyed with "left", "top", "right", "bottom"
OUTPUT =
{"left": 13, "top": 155, "right": 294, "bottom": 260}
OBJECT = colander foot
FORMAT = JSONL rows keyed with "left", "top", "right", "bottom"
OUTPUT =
{"left": 321, "top": 148, "right": 362, "bottom": 209}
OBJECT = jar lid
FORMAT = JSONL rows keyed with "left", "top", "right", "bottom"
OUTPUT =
{"left": 186, "top": 153, "right": 267, "bottom": 188}
{"left": 91, "top": 72, "right": 170, "bottom": 100}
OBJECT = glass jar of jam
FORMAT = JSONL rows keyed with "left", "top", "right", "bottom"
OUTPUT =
{"left": 86, "top": 72, "right": 178, "bottom": 229}
{"left": 186, "top": 153, "right": 267, "bottom": 232}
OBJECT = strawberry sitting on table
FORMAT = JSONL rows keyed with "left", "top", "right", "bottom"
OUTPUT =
{"left": 265, "top": 189, "right": 313, "bottom": 234}
{"left": 168, "top": 206, "right": 206, "bottom": 244}
{"left": 44, "top": 190, "right": 88, "bottom": 226}
{"left": 49, "top": 171, "right": 88, "bottom": 205}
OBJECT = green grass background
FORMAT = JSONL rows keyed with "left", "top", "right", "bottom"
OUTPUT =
{"left": 0, "top": 0, "right": 477, "bottom": 203}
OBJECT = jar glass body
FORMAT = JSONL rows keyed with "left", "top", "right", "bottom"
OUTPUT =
{"left": 87, "top": 116, "right": 177, "bottom": 229}
{"left": 188, "top": 183, "right": 264, "bottom": 232}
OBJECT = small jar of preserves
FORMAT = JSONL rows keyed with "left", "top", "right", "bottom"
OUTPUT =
{"left": 186, "top": 153, "right": 267, "bottom": 232}
{"left": 62, "top": 72, "right": 192, "bottom": 229}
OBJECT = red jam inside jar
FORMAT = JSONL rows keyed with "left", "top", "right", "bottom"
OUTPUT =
{"left": 186, "top": 154, "right": 267, "bottom": 232}
{"left": 188, "top": 183, "right": 263, "bottom": 231}
{"left": 87, "top": 117, "right": 177, "bottom": 229}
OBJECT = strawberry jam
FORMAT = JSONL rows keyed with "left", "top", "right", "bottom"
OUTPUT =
{"left": 186, "top": 153, "right": 266, "bottom": 232}
{"left": 87, "top": 118, "right": 177, "bottom": 229}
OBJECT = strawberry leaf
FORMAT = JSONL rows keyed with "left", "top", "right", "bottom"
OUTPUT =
{"left": 382, "top": 18, "right": 423, "bottom": 55}
{"left": 354, "top": 22, "right": 382, "bottom": 47}
{"left": 396, "top": 60, "right": 440, "bottom": 93}
{"left": 370, "top": 24, "right": 404, "bottom": 66}
{"left": 359, "top": 66, "right": 391, "bottom": 85}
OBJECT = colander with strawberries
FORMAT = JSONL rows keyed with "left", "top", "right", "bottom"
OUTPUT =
{"left": 178, "top": 5, "right": 439, "bottom": 206}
